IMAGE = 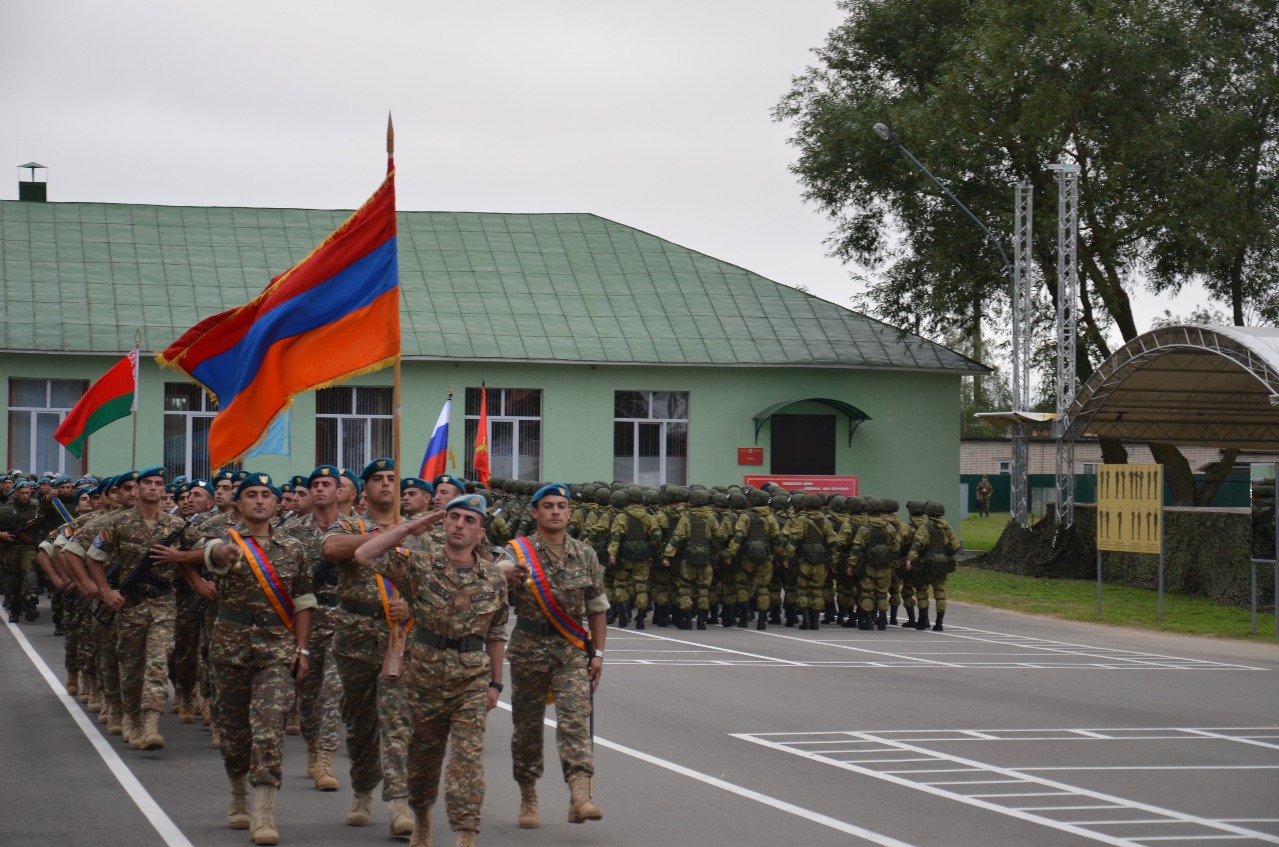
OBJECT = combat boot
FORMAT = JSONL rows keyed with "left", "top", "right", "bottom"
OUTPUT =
{"left": 140, "top": 708, "right": 166, "bottom": 750}
{"left": 736, "top": 603, "right": 749, "bottom": 628}
{"left": 455, "top": 830, "right": 478, "bottom": 847}
{"left": 210, "top": 722, "right": 222, "bottom": 749}
{"left": 517, "top": 780, "right": 539, "bottom": 828}
{"left": 179, "top": 694, "right": 195, "bottom": 724}
{"left": 696, "top": 609, "right": 707, "bottom": 630}
{"left": 858, "top": 609, "right": 873, "bottom": 631}
{"left": 7, "top": 606, "right": 17, "bottom": 624}
{"left": 798, "top": 606, "right": 810, "bottom": 630}
{"left": 606, "top": 602, "right": 617, "bottom": 624}
{"left": 285, "top": 707, "right": 301, "bottom": 736}
{"left": 678, "top": 608, "right": 693, "bottom": 630}
{"left": 617, "top": 602, "right": 631, "bottom": 628}
{"left": 876, "top": 609, "right": 888, "bottom": 631}
{"left": 314, "top": 749, "right": 339, "bottom": 791}
{"left": 80, "top": 676, "right": 94, "bottom": 704}
{"left": 756, "top": 608, "right": 767, "bottom": 630}
{"left": 915, "top": 607, "right": 930, "bottom": 630}
{"left": 227, "top": 773, "right": 251, "bottom": 830}
{"left": 24, "top": 596, "right": 38, "bottom": 622}
{"left": 106, "top": 709, "right": 122, "bottom": 735}
{"left": 122, "top": 712, "right": 142, "bottom": 748}
{"left": 65, "top": 671, "right": 79, "bottom": 697}
{"left": 822, "top": 601, "right": 836, "bottom": 624}
{"left": 388, "top": 797, "right": 414, "bottom": 837}
{"left": 306, "top": 739, "right": 318, "bottom": 779}
{"left": 346, "top": 790, "right": 373, "bottom": 826}
{"left": 635, "top": 606, "right": 646, "bottom": 630}
{"left": 567, "top": 773, "right": 603, "bottom": 823}
{"left": 889, "top": 604, "right": 899, "bottom": 625}
{"left": 410, "top": 805, "right": 432, "bottom": 846}
{"left": 251, "top": 784, "right": 279, "bottom": 845}
{"left": 784, "top": 604, "right": 798, "bottom": 627}
{"left": 721, "top": 603, "right": 735, "bottom": 627}
{"left": 767, "top": 606, "right": 781, "bottom": 625}
{"left": 902, "top": 605, "right": 916, "bottom": 627}
{"left": 932, "top": 610, "right": 945, "bottom": 632}
{"left": 810, "top": 608, "right": 821, "bottom": 631}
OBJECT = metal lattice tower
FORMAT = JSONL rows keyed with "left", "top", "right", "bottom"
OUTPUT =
{"left": 1010, "top": 180, "right": 1034, "bottom": 528}
{"left": 1049, "top": 163, "right": 1080, "bottom": 529}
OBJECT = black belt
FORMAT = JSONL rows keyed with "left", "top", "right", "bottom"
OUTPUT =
{"left": 414, "top": 629, "right": 486, "bottom": 652}
{"left": 315, "top": 593, "right": 339, "bottom": 608}
{"left": 339, "top": 598, "right": 385, "bottom": 619}
{"left": 218, "top": 606, "right": 286, "bottom": 627}
{"left": 515, "top": 617, "right": 557, "bottom": 637}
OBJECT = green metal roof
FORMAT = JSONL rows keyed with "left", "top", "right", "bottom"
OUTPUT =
{"left": 0, "top": 200, "right": 986, "bottom": 373}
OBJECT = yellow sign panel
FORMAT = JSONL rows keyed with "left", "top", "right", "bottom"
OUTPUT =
{"left": 1096, "top": 464, "right": 1162, "bottom": 553}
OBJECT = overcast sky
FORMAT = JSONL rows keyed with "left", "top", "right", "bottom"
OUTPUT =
{"left": 2, "top": 0, "right": 1200, "bottom": 357}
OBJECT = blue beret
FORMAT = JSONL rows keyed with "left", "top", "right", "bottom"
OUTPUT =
{"left": 401, "top": 477, "right": 433, "bottom": 493}
{"left": 445, "top": 493, "right": 488, "bottom": 517}
{"left": 188, "top": 480, "right": 212, "bottom": 493}
{"left": 235, "top": 472, "right": 281, "bottom": 500}
{"left": 360, "top": 458, "right": 395, "bottom": 482}
{"left": 74, "top": 485, "right": 95, "bottom": 501}
{"left": 432, "top": 475, "right": 466, "bottom": 494}
{"left": 280, "top": 482, "right": 294, "bottom": 493}
{"left": 531, "top": 483, "right": 571, "bottom": 505}
{"left": 172, "top": 475, "right": 189, "bottom": 485}
{"left": 213, "top": 470, "right": 236, "bottom": 483}
{"left": 137, "top": 466, "right": 166, "bottom": 482}
{"left": 231, "top": 470, "right": 250, "bottom": 483}
{"left": 308, "top": 465, "right": 341, "bottom": 486}
{"left": 12, "top": 479, "right": 34, "bottom": 491}
{"left": 289, "top": 475, "right": 308, "bottom": 489}
{"left": 51, "top": 475, "right": 71, "bottom": 486}
{"left": 339, "top": 468, "right": 362, "bottom": 494}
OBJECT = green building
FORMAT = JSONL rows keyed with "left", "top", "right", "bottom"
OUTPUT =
{"left": 0, "top": 189, "right": 984, "bottom": 513}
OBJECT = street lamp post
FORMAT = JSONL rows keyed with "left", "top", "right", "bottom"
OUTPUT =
{"left": 873, "top": 122, "right": 1031, "bottom": 528}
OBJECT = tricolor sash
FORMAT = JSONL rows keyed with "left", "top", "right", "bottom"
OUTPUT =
{"left": 509, "top": 537, "right": 590, "bottom": 652}
{"left": 377, "top": 574, "right": 414, "bottom": 634}
{"left": 230, "top": 529, "right": 294, "bottom": 631}
{"left": 52, "top": 497, "right": 74, "bottom": 525}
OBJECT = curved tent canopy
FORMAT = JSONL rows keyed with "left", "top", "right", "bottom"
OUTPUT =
{"left": 752, "top": 398, "right": 871, "bottom": 445}
{"left": 1065, "top": 325, "right": 1279, "bottom": 449}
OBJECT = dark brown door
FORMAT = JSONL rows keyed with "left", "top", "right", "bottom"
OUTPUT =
{"left": 770, "top": 414, "right": 835, "bottom": 474}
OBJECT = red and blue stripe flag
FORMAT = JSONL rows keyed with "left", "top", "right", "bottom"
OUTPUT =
{"left": 158, "top": 167, "right": 399, "bottom": 469}
{"left": 419, "top": 395, "right": 451, "bottom": 480}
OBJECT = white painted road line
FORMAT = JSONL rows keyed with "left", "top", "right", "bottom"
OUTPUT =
{"left": 6, "top": 619, "right": 195, "bottom": 847}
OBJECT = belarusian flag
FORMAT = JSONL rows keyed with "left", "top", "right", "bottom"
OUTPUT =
{"left": 54, "top": 349, "right": 138, "bottom": 458}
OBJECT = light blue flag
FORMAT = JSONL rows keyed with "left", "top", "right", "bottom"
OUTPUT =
{"left": 246, "top": 409, "right": 292, "bottom": 458}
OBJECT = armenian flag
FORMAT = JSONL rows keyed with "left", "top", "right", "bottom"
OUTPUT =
{"left": 54, "top": 349, "right": 138, "bottom": 458}
{"left": 158, "top": 168, "right": 399, "bottom": 468}
{"left": 419, "top": 395, "right": 451, "bottom": 480}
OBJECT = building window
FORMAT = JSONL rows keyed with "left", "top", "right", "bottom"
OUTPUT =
{"left": 7, "top": 378, "right": 88, "bottom": 476}
{"left": 163, "top": 383, "right": 242, "bottom": 479}
{"left": 1082, "top": 462, "right": 1099, "bottom": 475}
{"left": 316, "top": 386, "right": 392, "bottom": 470}
{"left": 464, "top": 388, "right": 542, "bottom": 481}
{"left": 997, "top": 460, "right": 1012, "bottom": 475}
{"left": 613, "top": 391, "right": 688, "bottom": 485}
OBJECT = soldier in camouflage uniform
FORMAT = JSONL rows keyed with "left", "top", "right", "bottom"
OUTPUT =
{"left": 279, "top": 465, "right": 346, "bottom": 792}
{"left": 782, "top": 493, "right": 839, "bottom": 631}
{"left": 880, "top": 498, "right": 908, "bottom": 626}
{"left": 356, "top": 494, "right": 509, "bottom": 847}
{"left": 66, "top": 467, "right": 200, "bottom": 751}
{"left": 845, "top": 497, "right": 900, "bottom": 631}
{"left": 905, "top": 501, "right": 960, "bottom": 631}
{"left": 501, "top": 483, "right": 608, "bottom": 831}
{"left": 897, "top": 501, "right": 928, "bottom": 627}
{"left": 648, "top": 488, "right": 681, "bottom": 626}
{"left": 321, "top": 459, "right": 417, "bottom": 836}
{"left": 662, "top": 487, "right": 721, "bottom": 630}
{"left": 723, "top": 488, "right": 781, "bottom": 630}
{"left": 607, "top": 486, "right": 660, "bottom": 629}
{"left": 0, "top": 479, "right": 41, "bottom": 622}
{"left": 203, "top": 473, "right": 315, "bottom": 845}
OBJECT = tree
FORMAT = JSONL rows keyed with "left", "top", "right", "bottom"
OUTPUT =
{"left": 775, "top": 0, "right": 1278, "bottom": 504}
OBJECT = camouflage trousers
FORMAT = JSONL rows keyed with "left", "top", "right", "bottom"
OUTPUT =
{"left": 914, "top": 571, "right": 948, "bottom": 612}
{"left": 675, "top": 560, "right": 712, "bottom": 611}
{"left": 836, "top": 572, "right": 859, "bottom": 612}
{"left": 649, "top": 562, "right": 674, "bottom": 606}
{"left": 1, "top": 546, "right": 37, "bottom": 606}
{"left": 170, "top": 601, "right": 202, "bottom": 701}
{"left": 115, "top": 596, "right": 176, "bottom": 719}
{"left": 296, "top": 608, "right": 341, "bottom": 752}
{"left": 610, "top": 558, "right": 650, "bottom": 609}
{"left": 334, "top": 620, "right": 411, "bottom": 799}
{"left": 212, "top": 654, "right": 292, "bottom": 786}
{"left": 508, "top": 630, "right": 594, "bottom": 783}
{"left": 734, "top": 558, "right": 773, "bottom": 609}
{"left": 406, "top": 667, "right": 490, "bottom": 832}
{"left": 794, "top": 561, "right": 830, "bottom": 609}
{"left": 94, "top": 618, "right": 122, "bottom": 720}
{"left": 894, "top": 567, "right": 915, "bottom": 608}
{"left": 858, "top": 566, "right": 893, "bottom": 612}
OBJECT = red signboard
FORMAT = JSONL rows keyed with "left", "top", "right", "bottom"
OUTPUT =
{"left": 743, "top": 475, "right": 859, "bottom": 495}
{"left": 737, "top": 447, "right": 763, "bottom": 465}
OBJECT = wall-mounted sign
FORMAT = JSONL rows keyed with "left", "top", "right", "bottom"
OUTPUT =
{"left": 744, "top": 475, "right": 858, "bottom": 495}
{"left": 737, "top": 447, "right": 763, "bottom": 465}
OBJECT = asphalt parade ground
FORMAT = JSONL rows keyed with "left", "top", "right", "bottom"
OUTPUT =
{"left": 3, "top": 599, "right": 1277, "bottom": 847}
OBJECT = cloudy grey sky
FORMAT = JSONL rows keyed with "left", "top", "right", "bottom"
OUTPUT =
{"left": 2, "top": 0, "right": 1198, "bottom": 348}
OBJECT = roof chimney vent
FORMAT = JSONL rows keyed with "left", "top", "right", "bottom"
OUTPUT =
{"left": 18, "top": 162, "right": 48, "bottom": 202}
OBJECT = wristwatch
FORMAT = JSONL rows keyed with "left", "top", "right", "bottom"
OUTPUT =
{"left": 295, "top": 647, "right": 311, "bottom": 657}
{"left": 489, "top": 681, "right": 504, "bottom": 693}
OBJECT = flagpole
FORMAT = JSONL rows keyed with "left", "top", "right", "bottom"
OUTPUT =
{"left": 131, "top": 328, "right": 141, "bottom": 468}
{"left": 387, "top": 111, "right": 402, "bottom": 526}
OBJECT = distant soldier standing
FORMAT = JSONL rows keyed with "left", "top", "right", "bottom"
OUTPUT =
{"left": 662, "top": 487, "right": 722, "bottom": 630}
{"left": 502, "top": 483, "right": 607, "bottom": 830}
{"left": 905, "top": 501, "right": 960, "bottom": 631}
{"left": 845, "top": 498, "right": 898, "bottom": 631}
{"left": 976, "top": 475, "right": 993, "bottom": 518}
{"left": 607, "top": 486, "right": 660, "bottom": 629}
{"left": 722, "top": 489, "right": 781, "bottom": 630}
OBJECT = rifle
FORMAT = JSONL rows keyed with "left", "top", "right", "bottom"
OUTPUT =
{"left": 97, "top": 516, "right": 197, "bottom": 627}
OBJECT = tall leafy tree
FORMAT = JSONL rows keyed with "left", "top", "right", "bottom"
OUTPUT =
{"left": 775, "top": 0, "right": 1278, "bottom": 504}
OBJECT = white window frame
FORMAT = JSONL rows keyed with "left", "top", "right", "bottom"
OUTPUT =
{"left": 315, "top": 386, "right": 393, "bottom": 470}
{"left": 7, "top": 378, "right": 87, "bottom": 476}
{"left": 613, "top": 391, "right": 689, "bottom": 486}
{"left": 997, "top": 460, "right": 1012, "bottom": 475}
{"left": 1082, "top": 462, "right": 1099, "bottom": 475}
{"left": 162, "top": 382, "right": 226, "bottom": 480}
{"left": 464, "top": 388, "right": 542, "bottom": 481}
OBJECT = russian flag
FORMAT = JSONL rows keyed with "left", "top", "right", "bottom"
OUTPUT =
{"left": 419, "top": 396, "right": 451, "bottom": 480}
{"left": 158, "top": 167, "right": 399, "bottom": 469}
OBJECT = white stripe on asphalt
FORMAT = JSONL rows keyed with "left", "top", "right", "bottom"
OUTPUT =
{"left": 6, "top": 620, "right": 194, "bottom": 847}
{"left": 497, "top": 701, "right": 918, "bottom": 847}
